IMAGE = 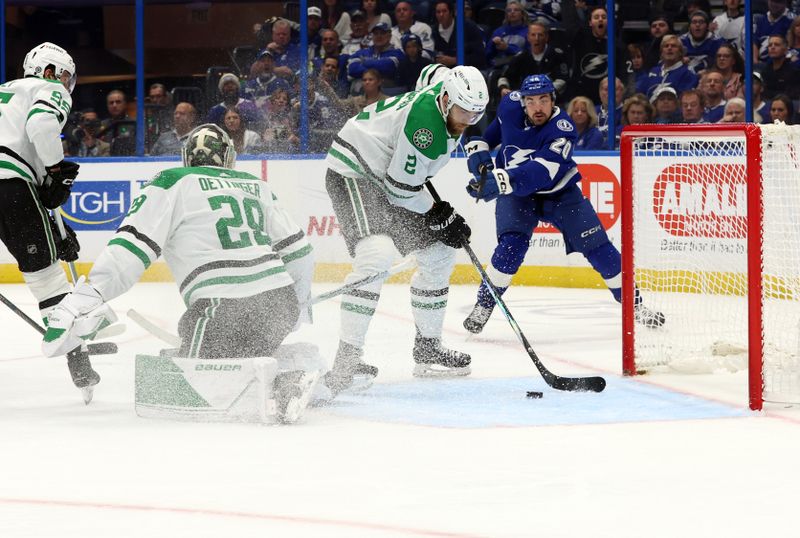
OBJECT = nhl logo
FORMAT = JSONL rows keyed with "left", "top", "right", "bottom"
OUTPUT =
{"left": 27, "top": 244, "right": 37, "bottom": 254}
{"left": 412, "top": 128, "right": 434, "bottom": 150}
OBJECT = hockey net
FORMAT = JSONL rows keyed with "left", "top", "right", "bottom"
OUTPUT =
{"left": 621, "top": 123, "right": 800, "bottom": 410}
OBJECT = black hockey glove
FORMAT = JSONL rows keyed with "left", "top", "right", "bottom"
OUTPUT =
{"left": 39, "top": 160, "right": 80, "bottom": 209}
{"left": 423, "top": 201, "right": 471, "bottom": 249}
{"left": 54, "top": 220, "right": 80, "bottom": 262}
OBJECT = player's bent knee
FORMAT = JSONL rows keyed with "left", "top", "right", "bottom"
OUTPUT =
{"left": 491, "top": 232, "right": 530, "bottom": 275}
{"left": 414, "top": 242, "right": 456, "bottom": 287}
{"left": 352, "top": 235, "right": 396, "bottom": 275}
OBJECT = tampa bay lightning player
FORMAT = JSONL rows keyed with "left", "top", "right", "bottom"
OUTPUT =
{"left": 462, "top": 74, "right": 664, "bottom": 333}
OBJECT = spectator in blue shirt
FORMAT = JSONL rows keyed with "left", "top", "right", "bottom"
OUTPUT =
{"left": 680, "top": 10, "right": 725, "bottom": 74}
{"left": 568, "top": 96, "right": 604, "bottom": 150}
{"left": 346, "top": 22, "right": 403, "bottom": 91}
{"left": 650, "top": 86, "right": 682, "bottom": 124}
{"left": 754, "top": 0, "right": 795, "bottom": 61}
{"left": 267, "top": 19, "right": 302, "bottom": 79}
{"left": 636, "top": 34, "right": 699, "bottom": 99}
{"left": 700, "top": 69, "right": 727, "bottom": 123}
{"left": 486, "top": 1, "right": 529, "bottom": 67}
{"left": 242, "top": 51, "right": 292, "bottom": 112}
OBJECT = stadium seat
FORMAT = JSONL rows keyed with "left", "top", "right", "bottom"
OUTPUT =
{"left": 476, "top": 6, "right": 506, "bottom": 33}
{"left": 231, "top": 46, "right": 257, "bottom": 78}
{"left": 170, "top": 86, "right": 205, "bottom": 116}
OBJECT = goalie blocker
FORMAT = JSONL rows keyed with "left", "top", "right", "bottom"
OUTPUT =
{"left": 135, "top": 343, "right": 327, "bottom": 424}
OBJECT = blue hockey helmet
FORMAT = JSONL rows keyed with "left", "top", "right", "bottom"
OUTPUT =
{"left": 518, "top": 74, "right": 556, "bottom": 98}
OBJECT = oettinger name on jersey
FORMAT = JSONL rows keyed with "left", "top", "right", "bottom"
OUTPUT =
{"left": 62, "top": 181, "right": 131, "bottom": 231}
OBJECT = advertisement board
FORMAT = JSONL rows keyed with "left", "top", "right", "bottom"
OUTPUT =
{"left": 0, "top": 156, "right": 621, "bottom": 287}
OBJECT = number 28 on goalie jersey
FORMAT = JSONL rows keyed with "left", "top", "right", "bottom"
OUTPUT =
{"left": 88, "top": 166, "right": 313, "bottom": 306}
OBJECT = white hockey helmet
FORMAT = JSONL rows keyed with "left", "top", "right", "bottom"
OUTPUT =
{"left": 415, "top": 63, "right": 451, "bottom": 91}
{"left": 439, "top": 65, "right": 489, "bottom": 125}
{"left": 182, "top": 123, "right": 237, "bottom": 169}
{"left": 23, "top": 42, "right": 77, "bottom": 93}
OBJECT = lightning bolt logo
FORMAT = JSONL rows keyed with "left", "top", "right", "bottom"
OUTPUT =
{"left": 503, "top": 146, "right": 535, "bottom": 170}
{"left": 581, "top": 53, "right": 607, "bottom": 79}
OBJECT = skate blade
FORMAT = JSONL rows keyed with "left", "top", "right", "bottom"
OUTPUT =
{"left": 279, "top": 371, "right": 320, "bottom": 424}
{"left": 340, "top": 373, "right": 376, "bottom": 394}
{"left": 412, "top": 364, "right": 472, "bottom": 378}
{"left": 80, "top": 386, "right": 94, "bottom": 405}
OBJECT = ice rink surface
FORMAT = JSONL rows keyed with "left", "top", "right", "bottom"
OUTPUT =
{"left": 1, "top": 282, "right": 799, "bottom": 538}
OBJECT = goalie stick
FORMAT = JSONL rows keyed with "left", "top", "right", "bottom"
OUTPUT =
{"left": 426, "top": 182, "right": 606, "bottom": 393}
{"left": 129, "top": 257, "right": 418, "bottom": 347}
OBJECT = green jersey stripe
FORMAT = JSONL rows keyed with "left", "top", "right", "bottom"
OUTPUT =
{"left": 0, "top": 160, "right": 32, "bottom": 180}
{"left": 281, "top": 243, "right": 313, "bottom": 264}
{"left": 108, "top": 238, "right": 152, "bottom": 269}
{"left": 182, "top": 266, "right": 288, "bottom": 305}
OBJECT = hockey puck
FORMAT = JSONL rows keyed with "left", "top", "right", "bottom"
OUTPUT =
{"left": 526, "top": 391, "right": 543, "bottom": 399}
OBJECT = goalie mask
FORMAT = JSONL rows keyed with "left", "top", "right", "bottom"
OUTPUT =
{"left": 23, "top": 42, "right": 77, "bottom": 93}
{"left": 182, "top": 123, "right": 237, "bottom": 168}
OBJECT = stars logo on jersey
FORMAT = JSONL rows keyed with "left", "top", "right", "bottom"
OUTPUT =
{"left": 503, "top": 145, "right": 535, "bottom": 170}
{"left": 412, "top": 128, "right": 434, "bottom": 150}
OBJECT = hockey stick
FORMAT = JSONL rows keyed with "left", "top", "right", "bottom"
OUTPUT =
{"left": 426, "top": 182, "right": 606, "bottom": 393}
{"left": 127, "top": 309, "right": 181, "bottom": 348}
{"left": 128, "top": 257, "right": 419, "bottom": 347}
{"left": 311, "top": 256, "right": 417, "bottom": 304}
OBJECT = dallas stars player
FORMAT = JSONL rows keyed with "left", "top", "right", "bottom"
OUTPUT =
{"left": 0, "top": 42, "right": 93, "bottom": 391}
{"left": 325, "top": 65, "right": 489, "bottom": 393}
{"left": 43, "top": 125, "right": 318, "bottom": 421}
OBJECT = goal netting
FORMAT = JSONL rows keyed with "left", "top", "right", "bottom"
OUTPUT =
{"left": 621, "top": 123, "right": 800, "bottom": 410}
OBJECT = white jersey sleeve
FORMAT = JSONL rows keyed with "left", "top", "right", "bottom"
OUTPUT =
{"left": 88, "top": 166, "right": 313, "bottom": 307}
{"left": 0, "top": 78, "right": 71, "bottom": 184}
{"left": 25, "top": 83, "right": 71, "bottom": 167}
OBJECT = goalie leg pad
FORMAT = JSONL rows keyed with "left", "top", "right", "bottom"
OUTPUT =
{"left": 135, "top": 354, "right": 320, "bottom": 424}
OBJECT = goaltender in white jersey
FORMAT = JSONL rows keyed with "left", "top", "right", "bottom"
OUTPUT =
{"left": 43, "top": 125, "right": 319, "bottom": 422}
{"left": 323, "top": 65, "right": 488, "bottom": 394}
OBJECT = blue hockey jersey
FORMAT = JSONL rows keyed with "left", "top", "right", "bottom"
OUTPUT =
{"left": 483, "top": 92, "right": 581, "bottom": 197}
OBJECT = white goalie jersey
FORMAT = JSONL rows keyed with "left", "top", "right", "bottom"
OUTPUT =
{"left": 0, "top": 77, "right": 71, "bottom": 185}
{"left": 88, "top": 166, "right": 314, "bottom": 307}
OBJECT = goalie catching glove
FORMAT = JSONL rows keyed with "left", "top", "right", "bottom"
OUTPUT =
{"left": 423, "top": 201, "right": 471, "bottom": 248}
{"left": 466, "top": 168, "right": 513, "bottom": 202}
{"left": 42, "top": 276, "right": 117, "bottom": 357}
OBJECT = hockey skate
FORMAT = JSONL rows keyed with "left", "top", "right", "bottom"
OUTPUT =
{"left": 323, "top": 341, "right": 378, "bottom": 397}
{"left": 273, "top": 370, "right": 320, "bottom": 424}
{"left": 66, "top": 348, "right": 100, "bottom": 405}
{"left": 463, "top": 303, "right": 494, "bottom": 334}
{"left": 413, "top": 332, "right": 471, "bottom": 377}
{"left": 634, "top": 303, "right": 666, "bottom": 328}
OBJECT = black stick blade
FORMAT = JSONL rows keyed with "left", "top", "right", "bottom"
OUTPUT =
{"left": 549, "top": 375, "right": 606, "bottom": 393}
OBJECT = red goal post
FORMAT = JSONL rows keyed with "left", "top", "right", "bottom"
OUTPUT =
{"left": 620, "top": 123, "right": 800, "bottom": 411}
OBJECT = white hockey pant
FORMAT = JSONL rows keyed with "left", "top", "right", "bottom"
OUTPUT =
{"left": 339, "top": 235, "right": 398, "bottom": 348}
{"left": 411, "top": 241, "right": 456, "bottom": 339}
